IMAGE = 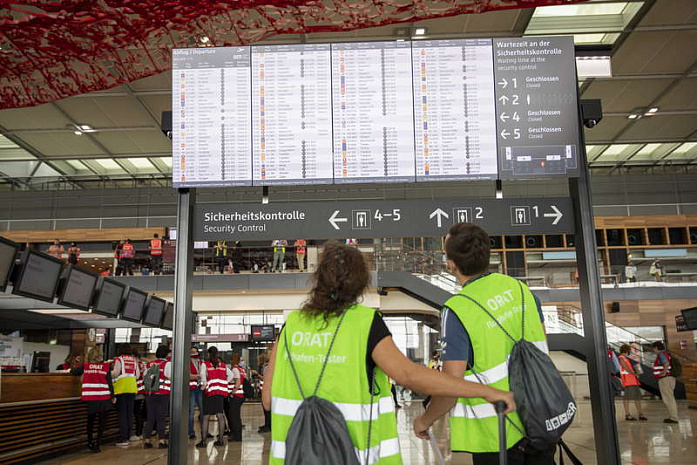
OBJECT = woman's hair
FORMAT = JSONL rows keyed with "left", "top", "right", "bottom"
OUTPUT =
{"left": 117, "top": 344, "right": 132, "bottom": 356}
{"left": 208, "top": 346, "right": 220, "bottom": 367}
{"left": 230, "top": 353, "right": 241, "bottom": 366}
{"left": 86, "top": 346, "right": 103, "bottom": 363}
{"left": 619, "top": 344, "right": 631, "bottom": 355}
{"left": 301, "top": 241, "right": 370, "bottom": 322}
{"left": 155, "top": 344, "right": 169, "bottom": 359}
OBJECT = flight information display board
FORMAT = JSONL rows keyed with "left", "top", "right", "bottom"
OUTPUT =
{"left": 172, "top": 47, "right": 252, "bottom": 187}
{"left": 331, "top": 41, "right": 415, "bottom": 183}
{"left": 171, "top": 36, "right": 579, "bottom": 187}
{"left": 252, "top": 44, "right": 333, "bottom": 185}
{"left": 412, "top": 39, "right": 498, "bottom": 181}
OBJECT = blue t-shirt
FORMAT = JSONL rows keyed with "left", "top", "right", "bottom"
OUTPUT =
{"left": 440, "top": 274, "right": 545, "bottom": 367}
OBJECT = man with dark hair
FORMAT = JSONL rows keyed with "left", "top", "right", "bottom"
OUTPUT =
{"left": 651, "top": 341, "right": 679, "bottom": 423}
{"left": 149, "top": 233, "right": 163, "bottom": 275}
{"left": 414, "top": 223, "right": 552, "bottom": 464}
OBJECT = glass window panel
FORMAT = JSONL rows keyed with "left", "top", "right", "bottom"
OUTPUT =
{"left": 128, "top": 157, "right": 154, "bottom": 169}
{"left": 95, "top": 159, "right": 122, "bottom": 170}
{"left": 534, "top": 3, "right": 628, "bottom": 17}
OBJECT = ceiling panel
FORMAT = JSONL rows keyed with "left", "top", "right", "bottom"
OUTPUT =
{"left": 581, "top": 79, "right": 673, "bottom": 112}
{"left": 618, "top": 115, "right": 697, "bottom": 141}
{"left": 656, "top": 77, "right": 697, "bottom": 111}
{"left": 91, "top": 131, "right": 146, "bottom": 154}
{"left": 129, "top": 70, "right": 172, "bottom": 92}
{"left": 583, "top": 116, "right": 631, "bottom": 142}
{"left": 125, "top": 130, "right": 172, "bottom": 153}
{"left": 638, "top": 0, "right": 697, "bottom": 27}
{"left": 89, "top": 96, "right": 157, "bottom": 127}
{"left": 140, "top": 94, "right": 172, "bottom": 123}
{"left": 57, "top": 97, "right": 126, "bottom": 129}
{"left": 0, "top": 104, "right": 70, "bottom": 130}
{"left": 612, "top": 30, "right": 697, "bottom": 75}
{"left": 18, "top": 132, "right": 104, "bottom": 157}
{"left": 463, "top": 9, "right": 521, "bottom": 33}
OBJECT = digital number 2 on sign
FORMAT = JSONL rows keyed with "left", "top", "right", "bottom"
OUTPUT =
{"left": 171, "top": 36, "right": 580, "bottom": 188}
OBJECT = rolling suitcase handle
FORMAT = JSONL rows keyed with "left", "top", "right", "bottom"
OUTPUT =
{"left": 495, "top": 401, "right": 508, "bottom": 465}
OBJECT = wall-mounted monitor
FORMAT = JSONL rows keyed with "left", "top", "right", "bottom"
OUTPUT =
{"left": 169, "top": 227, "right": 177, "bottom": 241}
{"left": 681, "top": 307, "right": 697, "bottom": 331}
{"left": 161, "top": 302, "right": 174, "bottom": 331}
{"left": 143, "top": 296, "right": 167, "bottom": 327}
{"left": 0, "top": 236, "right": 20, "bottom": 292}
{"left": 92, "top": 278, "right": 127, "bottom": 317}
{"left": 251, "top": 324, "right": 276, "bottom": 342}
{"left": 120, "top": 287, "right": 149, "bottom": 323}
{"left": 11, "top": 249, "right": 63, "bottom": 303}
{"left": 57, "top": 265, "right": 98, "bottom": 311}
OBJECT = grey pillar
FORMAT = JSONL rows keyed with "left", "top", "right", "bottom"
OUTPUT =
{"left": 168, "top": 188, "right": 196, "bottom": 464}
{"left": 570, "top": 149, "right": 620, "bottom": 462}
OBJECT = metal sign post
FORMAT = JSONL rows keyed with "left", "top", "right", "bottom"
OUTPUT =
{"left": 570, "top": 135, "right": 620, "bottom": 462}
{"left": 168, "top": 188, "right": 196, "bottom": 465}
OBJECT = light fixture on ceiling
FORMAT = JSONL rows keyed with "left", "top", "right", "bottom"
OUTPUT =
{"left": 575, "top": 55, "right": 612, "bottom": 78}
{"left": 73, "top": 130, "right": 83, "bottom": 135}
{"left": 80, "top": 124, "right": 92, "bottom": 131}
{"left": 414, "top": 27, "right": 426, "bottom": 36}
{"left": 627, "top": 114, "right": 639, "bottom": 120}
{"left": 645, "top": 107, "right": 659, "bottom": 116}
{"left": 200, "top": 36, "right": 210, "bottom": 44}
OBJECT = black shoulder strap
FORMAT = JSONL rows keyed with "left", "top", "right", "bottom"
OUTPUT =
{"left": 283, "top": 310, "right": 349, "bottom": 399}
{"left": 558, "top": 439, "right": 584, "bottom": 465}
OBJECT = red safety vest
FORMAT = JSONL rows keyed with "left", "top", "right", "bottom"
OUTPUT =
{"left": 114, "top": 355, "right": 137, "bottom": 381}
{"left": 653, "top": 351, "right": 672, "bottom": 379}
{"left": 619, "top": 355, "right": 640, "bottom": 387}
{"left": 81, "top": 362, "right": 111, "bottom": 401}
{"left": 204, "top": 361, "right": 228, "bottom": 397}
{"left": 150, "top": 239, "right": 163, "bottom": 256}
{"left": 229, "top": 365, "right": 246, "bottom": 398}
{"left": 121, "top": 243, "right": 135, "bottom": 259}
{"left": 67, "top": 246, "right": 81, "bottom": 260}
{"left": 147, "top": 359, "right": 170, "bottom": 395}
{"left": 49, "top": 244, "right": 64, "bottom": 259}
{"left": 296, "top": 239, "right": 306, "bottom": 255}
{"left": 136, "top": 361, "right": 145, "bottom": 395}
{"left": 189, "top": 359, "right": 200, "bottom": 390}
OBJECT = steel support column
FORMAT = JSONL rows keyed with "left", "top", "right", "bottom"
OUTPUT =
{"left": 570, "top": 144, "right": 620, "bottom": 463}
{"left": 168, "top": 188, "right": 196, "bottom": 464}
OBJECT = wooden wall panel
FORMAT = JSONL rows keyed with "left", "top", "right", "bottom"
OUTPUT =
{"left": 2, "top": 227, "right": 165, "bottom": 244}
{"left": 1, "top": 373, "right": 80, "bottom": 404}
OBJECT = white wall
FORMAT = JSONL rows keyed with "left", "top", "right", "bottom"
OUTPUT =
{"left": 22, "top": 341, "right": 71, "bottom": 372}
{"left": 550, "top": 351, "right": 590, "bottom": 400}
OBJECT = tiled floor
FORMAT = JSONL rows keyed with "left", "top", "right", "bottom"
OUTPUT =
{"left": 42, "top": 399, "right": 696, "bottom": 464}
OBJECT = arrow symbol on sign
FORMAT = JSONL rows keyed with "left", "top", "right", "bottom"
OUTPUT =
{"left": 499, "top": 112, "right": 509, "bottom": 123}
{"left": 328, "top": 210, "right": 348, "bottom": 230}
{"left": 498, "top": 78, "right": 508, "bottom": 89}
{"left": 429, "top": 208, "right": 449, "bottom": 228}
{"left": 500, "top": 129, "right": 509, "bottom": 140}
{"left": 543, "top": 205, "right": 563, "bottom": 225}
{"left": 498, "top": 95, "right": 509, "bottom": 105}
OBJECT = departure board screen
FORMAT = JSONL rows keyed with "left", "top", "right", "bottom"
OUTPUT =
{"left": 412, "top": 39, "right": 498, "bottom": 181}
{"left": 331, "top": 41, "right": 416, "bottom": 183}
{"left": 252, "top": 44, "right": 334, "bottom": 185}
{"left": 172, "top": 36, "right": 580, "bottom": 187}
{"left": 172, "top": 47, "right": 252, "bottom": 187}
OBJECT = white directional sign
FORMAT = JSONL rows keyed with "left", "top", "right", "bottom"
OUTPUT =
{"left": 194, "top": 198, "right": 574, "bottom": 241}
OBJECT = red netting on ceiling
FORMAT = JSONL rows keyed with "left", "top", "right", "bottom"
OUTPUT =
{"left": 0, "top": 0, "right": 586, "bottom": 110}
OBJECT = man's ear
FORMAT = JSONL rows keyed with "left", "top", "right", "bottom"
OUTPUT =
{"left": 446, "top": 259, "right": 458, "bottom": 274}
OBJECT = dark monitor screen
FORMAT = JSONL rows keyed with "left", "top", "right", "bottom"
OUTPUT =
{"left": 681, "top": 307, "right": 697, "bottom": 331}
{"left": 251, "top": 325, "right": 276, "bottom": 342}
{"left": 121, "top": 288, "right": 148, "bottom": 322}
{"left": 0, "top": 237, "right": 19, "bottom": 292}
{"left": 143, "top": 296, "right": 166, "bottom": 327}
{"left": 93, "top": 278, "right": 126, "bottom": 317}
{"left": 57, "top": 265, "right": 98, "bottom": 311}
{"left": 162, "top": 302, "right": 174, "bottom": 330}
{"left": 12, "top": 250, "right": 63, "bottom": 303}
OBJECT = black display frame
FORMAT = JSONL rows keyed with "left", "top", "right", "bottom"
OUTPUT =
{"left": 92, "top": 277, "right": 127, "bottom": 317}
{"left": 161, "top": 302, "right": 174, "bottom": 330}
{"left": 250, "top": 324, "right": 276, "bottom": 342}
{"left": 56, "top": 264, "right": 99, "bottom": 311}
{"left": 680, "top": 307, "right": 697, "bottom": 331}
{"left": 0, "top": 236, "right": 20, "bottom": 293}
{"left": 143, "top": 295, "right": 167, "bottom": 327}
{"left": 11, "top": 249, "right": 64, "bottom": 303}
{"left": 119, "top": 287, "right": 149, "bottom": 323}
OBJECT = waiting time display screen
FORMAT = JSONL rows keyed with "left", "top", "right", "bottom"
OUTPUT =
{"left": 94, "top": 280, "right": 125, "bottom": 316}
{"left": 60, "top": 268, "right": 97, "bottom": 310}
{"left": 14, "top": 252, "right": 62, "bottom": 302}
{"left": 143, "top": 298, "right": 166, "bottom": 326}
{"left": 0, "top": 240, "right": 17, "bottom": 291}
{"left": 121, "top": 289, "right": 148, "bottom": 321}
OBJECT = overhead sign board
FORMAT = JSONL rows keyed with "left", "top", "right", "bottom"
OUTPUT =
{"left": 194, "top": 197, "right": 573, "bottom": 241}
{"left": 172, "top": 36, "right": 580, "bottom": 188}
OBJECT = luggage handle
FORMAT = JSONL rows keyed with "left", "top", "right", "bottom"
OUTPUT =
{"left": 495, "top": 401, "right": 508, "bottom": 465}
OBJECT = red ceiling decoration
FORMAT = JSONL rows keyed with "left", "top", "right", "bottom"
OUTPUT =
{"left": 0, "top": 0, "right": 587, "bottom": 110}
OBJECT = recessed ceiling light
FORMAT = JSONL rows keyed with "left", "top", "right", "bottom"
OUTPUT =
{"left": 73, "top": 130, "right": 83, "bottom": 135}
{"left": 414, "top": 28, "right": 426, "bottom": 36}
{"left": 200, "top": 36, "right": 210, "bottom": 43}
{"left": 627, "top": 114, "right": 638, "bottom": 120}
{"left": 80, "top": 125, "right": 92, "bottom": 130}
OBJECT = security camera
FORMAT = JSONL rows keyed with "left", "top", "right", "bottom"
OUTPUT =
{"left": 580, "top": 100, "right": 602, "bottom": 130}
{"left": 584, "top": 119, "right": 598, "bottom": 129}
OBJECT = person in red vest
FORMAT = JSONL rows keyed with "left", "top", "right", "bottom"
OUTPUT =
{"left": 188, "top": 346, "right": 204, "bottom": 439}
{"left": 294, "top": 239, "right": 307, "bottom": 272}
{"left": 197, "top": 346, "right": 233, "bottom": 448}
{"left": 67, "top": 242, "right": 81, "bottom": 265}
{"left": 143, "top": 345, "right": 171, "bottom": 449}
{"left": 71, "top": 347, "right": 113, "bottom": 454}
{"left": 652, "top": 341, "right": 679, "bottom": 423}
{"left": 149, "top": 233, "right": 163, "bottom": 275}
{"left": 48, "top": 239, "right": 64, "bottom": 260}
{"left": 618, "top": 344, "right": 647, "bottom": 421}
{"left": 226, "top": 353, "right": 244, "bottom": 442}
{"left": 111, "top": 344, "right": 140, "bottom": 447}
{"left": 120, "top": 239, "right": 136, "bottom": 276}
{"left": 113, "top": 240, "right": 124, "bottom": 276}
{"left": 133, "top": 352, "right": 147, "bottom": 440}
